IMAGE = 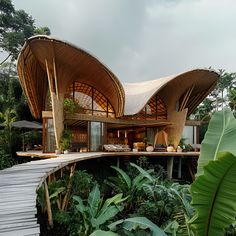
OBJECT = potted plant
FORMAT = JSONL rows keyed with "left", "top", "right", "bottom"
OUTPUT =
{"left": 59, "top": 130, "right": 72, "bottom": 154}
{"left": 63, "top": 98, "right": 76, "bottom": 114}
{"left": 64, "top": 98, "right": 86, "bottom": 115}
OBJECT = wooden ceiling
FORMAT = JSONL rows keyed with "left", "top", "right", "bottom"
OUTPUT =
{"left": 17, "top": 36, "right": 125, "bottom": 118}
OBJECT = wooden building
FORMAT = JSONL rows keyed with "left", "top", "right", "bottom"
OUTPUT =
{"left": 17, "top": 35, "right": 219, "bottom": 152}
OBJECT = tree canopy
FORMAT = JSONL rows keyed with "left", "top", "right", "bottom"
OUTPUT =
{"left": 0, "top": 0, "right": 51, "bottom": 64}
{"left": 0, "top": 0, "right": 49, "bottom": 166}
{"left": 192, "top": 70, "right": 236, "bottom": 121}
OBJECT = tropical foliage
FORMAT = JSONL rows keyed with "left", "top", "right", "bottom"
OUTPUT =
{"left": 37, "top": 160, "right": 193, "bottom": 236}
{"left": 105, "top": 162, "right": 154, "bottom": 209}
{"left": 192, "top": 69, "right": 236, "bottom": 121}
{"left": 190, "top": 152, "right": 236, "bottom": 236}
{"left": 0, "top": 0, "right": 51, "bottom": 64}
{"left": 190, "top": 109, "right": 236, "bottom": 236}
{"left": 107, "top": 217, "right": 167, "bottom": 236}
{"left": 73, "top": 185, "right": 127, "bottom": 235}
{"left": 0, "top": 0, "right": 51, "bottom": 168}
{"left": 197, "top": 108, "right": 236, "bottom": 176}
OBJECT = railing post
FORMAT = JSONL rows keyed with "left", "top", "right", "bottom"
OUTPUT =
{"left": 44, "top": 179, "right": 53, "bottom": 229}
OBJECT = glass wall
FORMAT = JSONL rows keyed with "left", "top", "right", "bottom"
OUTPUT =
{"left": 43, "top": 118, "right": 56, "bottom": 152}
{"left": 89, "top": 122, "right": 104, "bottom": 151}
{"left": 123, "top": 94, "right": 167, "bottom": 120}
{"left": 65, "top": 82, "right": 115, "bottom": 118}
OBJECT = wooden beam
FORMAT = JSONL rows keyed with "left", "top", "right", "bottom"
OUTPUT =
{"left": 179, "top": 85, "right": 194, "bottom": 111}
{"left": 65, "top": 113, "right": 172, "bottom": 126}
{"left": 187, "top": 92, "right": 206, "bottom": 115}
{"left": 21, "top": 64, "right": 40, "bottom": 118}
{"left": 42, "top": 111, "right": 53, "bottom": 118}
{"left": 53, "top": 57, "right": 59, "bottom": 100}
{"left": 45, "top": 59, "right": 53, "bottom": 94}
{"left": 188, "top": 81, "right": 218, "bottom": 115}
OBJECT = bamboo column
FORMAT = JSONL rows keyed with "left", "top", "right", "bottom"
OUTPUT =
{"left": 51, "top": 93, "right": 64, "bottom": 149}
{"left": 45, "top": 59, "right": 64, "bottom": 149}
{"left": 62, "top": 163, "right": 76, "bottom": 211}
{"left": 44, "top": 180, "right": 53, "bottom": 229}
{"left": 166, "top": 109, "right": 188, "bottom": 148}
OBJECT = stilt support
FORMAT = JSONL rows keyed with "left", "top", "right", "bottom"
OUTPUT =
{"left": 44, "top": 180, "right": 53, "bottom": 229}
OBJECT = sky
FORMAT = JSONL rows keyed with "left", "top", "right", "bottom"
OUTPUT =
{"left": 12, "top": 0, "right": 236, "bottom": 83}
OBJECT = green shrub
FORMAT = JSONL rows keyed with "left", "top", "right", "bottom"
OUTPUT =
{"left": 0, "top": 150, "right": 13, "bottom": 170}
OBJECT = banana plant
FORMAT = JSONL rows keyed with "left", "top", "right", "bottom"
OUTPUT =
{"left": 190, "top": 109, "right": 236, "bottom": 235}
{"left": 197, "top": 108, "right": 236, "bottom": 176}
{"left": 73, "top": 184, "right": 128, "bottom": 235}
{"left": 105, "top": 162, "right": 154, "bottom": 200}
{"left": 190, "top": 152, "right": 236, "bottom": 236}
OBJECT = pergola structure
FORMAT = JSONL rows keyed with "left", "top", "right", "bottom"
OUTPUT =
{"left": 17, "top": 35, "right": 219, "bottom": 152}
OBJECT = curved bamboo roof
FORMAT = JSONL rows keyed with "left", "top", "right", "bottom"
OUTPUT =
{"left": 123, "top": 69, "right": 218, "bottom": 116}
{"left": 17, "top": 36, "right": 219, "bottom": 119}
{"left": 17, "top": 35, "right": 125, "bottom": 118}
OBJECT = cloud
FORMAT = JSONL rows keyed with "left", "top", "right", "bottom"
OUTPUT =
{"left": 12, "top": 0, "right": 236, "bottom": 82}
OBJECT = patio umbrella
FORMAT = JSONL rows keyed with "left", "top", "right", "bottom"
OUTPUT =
{"left": 11, "top": 120, "right": 42, "bottom": 129}
{"left": 11, "top": 120, "right": 42, "bottom": 151}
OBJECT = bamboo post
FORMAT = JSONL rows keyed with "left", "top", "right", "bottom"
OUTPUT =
{"left": 177, "top": 156, "right": 182, "bottom": 179}
{"left": 45, "top": 59, "right": 64, "bottom": 150}
{"left": 44, "top": 180, "right": 53, "bottom": 229}
{"left": 48, "top": 174, "right": 52, "bottom": 184}
{"left": 61, "top": 163, "right": 76, "bottom": 211}
{"left": 116, "top": 157, "right": 120, "bottom": 168}
{"left": 167, "top": 157, "right": 174, "bottom": 179}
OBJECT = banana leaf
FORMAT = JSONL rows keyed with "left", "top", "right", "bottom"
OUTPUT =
{"left": 49, "top": 187, "right": 65, "bottom": 199}
{"left": 109, "top": 217, "right": 167, "bottom": 236}
{"left": 88, "top": 184, "right": 100, "bottom": 217}
{"left": 197, "top": 108, "right": 236, "bottom": 176}
{"left": 111, "top": 166, "right": 131, "bottom": 189}
{"left": 99, "top": 193, "right": 127, "bottom": 216}
{"left": 130, "top": 162, "right": 154, "bottom": 182}
{"left": 92, "top": 205, "right": 121, "bottom": 228}
{"left": 190, "top": 152, "right": 236, "bottom": 236}
{"left": 90, "top": 230, "right": 119, "bottom": 236}
{"left": 73, "top": 195, "right": 87, "bottom": 213}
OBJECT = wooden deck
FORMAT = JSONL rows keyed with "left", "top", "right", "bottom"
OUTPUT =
{"left": 0, "top": 151, "right": 199, "bottom": 235}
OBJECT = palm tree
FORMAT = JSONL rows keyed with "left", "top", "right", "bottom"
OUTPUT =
{"left": 0, "top": 107, "right": 17, "bottom": 157}
{"left": 228, "top": 88, "right": 236, "bottom": 116}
